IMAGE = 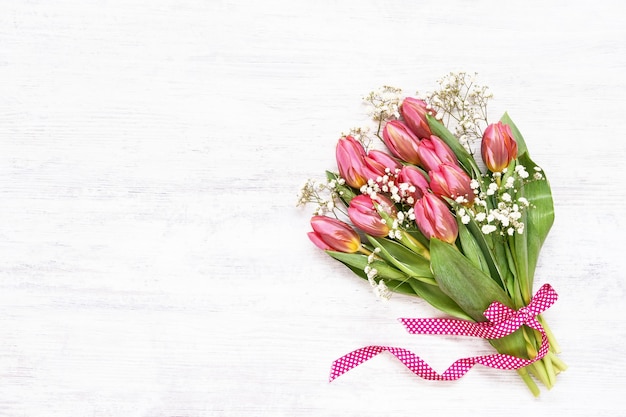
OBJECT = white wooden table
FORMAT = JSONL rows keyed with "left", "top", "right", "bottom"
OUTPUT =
{"left": 1, "top": 1, "right": 625, "bottom": 415}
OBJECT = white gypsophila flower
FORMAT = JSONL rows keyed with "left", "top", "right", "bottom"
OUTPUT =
{"left": 372, "top": 279, "right": 392, "bottom": 301}
{"left": 297, "top": 177, "right": 343, "bottom": 217}
{"left": 364, "top": 85, "right": 403, "bottom": 123}
{"left": 364, "top": 260, "right": 391, "bottom": 301}
{"left": 482, "top": 224, "right": 497, "bottom": 235}
{"left": 462, "top": 215, "right": 471, "bottom": 224}
{"left": 515, "top": 164, "right": 530, "bottom": 179}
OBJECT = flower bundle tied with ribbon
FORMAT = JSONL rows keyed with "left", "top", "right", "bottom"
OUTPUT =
{"left": 298, "top": 73, "right": 566, "bottom": 396}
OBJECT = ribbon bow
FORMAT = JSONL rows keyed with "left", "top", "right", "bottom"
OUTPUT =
{"left": 329, "top": 284, "right": 557, "bottom": 382}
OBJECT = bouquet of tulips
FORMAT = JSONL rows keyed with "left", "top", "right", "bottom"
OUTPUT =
{"left": 298, "top": 73, "right": 566, "bottom": 396}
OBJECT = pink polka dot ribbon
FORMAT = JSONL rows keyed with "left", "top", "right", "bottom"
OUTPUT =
{"left": 329, "top": 283, "right": 557, "bottom": 382}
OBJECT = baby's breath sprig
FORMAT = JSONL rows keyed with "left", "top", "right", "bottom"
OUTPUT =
{"left": 363, "top": 85, "right": 403, "bottom": 138}
{"left": 364, "top": 247, "right": 392, "bottom": 300}
{"left": 422, "top": 71, "right": 493, "bottom": 153}
{"left": 296, "top": 177, "right": 346, "bottom": 217}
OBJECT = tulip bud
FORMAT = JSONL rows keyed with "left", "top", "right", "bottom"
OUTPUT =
{"left": 481, "top": 121, "right": 518, "bottom": 173}
{"left": 336, "top": 136, "right": 378, "bottom": 188}
{"left": 348, "top": 194, "right": 397, "bottom": 237}
{"left": 397, "top": 165, "right": 429, "bottom": 204}
{"left": 414, "top": 193, "right": 458, "bottom": 244}
{"left": 429, "top": 163, "right": 475, "bottom": 204}
{"left": 417, "top": 135, "right": 459, "bottom": 173}
{"left": 382, "top": 120, "right": 421, "bottom": 165}
{"left": 308, "top": 216, "right": 361, "bottom": 253}
{"left": 400, "top": 97, "right": 432, "bottom": 139}
{"left": 365, "top": 150, "right": 401, "bottom": 176}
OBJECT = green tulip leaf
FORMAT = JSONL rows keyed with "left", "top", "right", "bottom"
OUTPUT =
{"left": 430, "top": 238, "right": 513, "bottom": 322}
{"left": 456, "top": 217, "right": 491, "bottom": 276}
{"left": 499, "top": 114, "right": 555, "bottom": 291}
{"left": 407, "top": 278, "right": 473, "bottom": 321}
{"left": 341, "top": 264, "right": 417, "bottom": 296}
{"left": 366, "top": 236, "right": 433, "bottom": 279}
{"left": 326, "top": 251, "right": 407, "bottom": 281}
{"left": 454, "top": 206, "right": 509, "bottom": 290}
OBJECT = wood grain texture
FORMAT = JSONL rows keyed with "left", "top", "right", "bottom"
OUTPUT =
{"left": 1, "top": 0, "right": 625, "bottom": 415}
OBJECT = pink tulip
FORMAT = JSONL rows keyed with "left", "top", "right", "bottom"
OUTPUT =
{"left": 397, "top": 165, "right": 429, "bottom": 203}
{"left": 481, "top": 121, "right": 518, "bottom": 172}
{"left": 417, "top": 135, "right": 459, "bottom": 172}
{"left": 335, "top": 136, "right": 379, "bottom": 188}
{"left": 308, "top": 216, "right": 361, "bottom": 253}
{"left": 365, "top": 150, "right": 401, "bottom": 176}
{"left": 400, "top": 97, "right": 432, "bottom": 139}
{"left": 414, "top": 193, "right": 458, "bottom": 244}
{"left": 429, "top": 163, "right": 475, "bottom": 204}
{"left": 382, "top": 120, "right": 421, "bottom": 165}
{"left": 348, "top": 194, "right": 397, "bottom": 237}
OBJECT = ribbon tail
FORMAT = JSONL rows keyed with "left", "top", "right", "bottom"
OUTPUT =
{"left": 329, "top": 346, "right": 450, "bottom": 382}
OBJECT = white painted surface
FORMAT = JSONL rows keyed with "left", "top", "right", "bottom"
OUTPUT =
{"left": 1, "top": 1, "right": 625, "bottom": 415}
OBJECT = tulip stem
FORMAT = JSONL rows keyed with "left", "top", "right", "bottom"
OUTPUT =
{"left": 400, "top": 231, "right": 430, "bottom": 260}
{"left": 546, "top": 351, "right": 568, "bottom": 372}
{"left": 375, "top": 118, "right": 384, "bottom": 141}
{"left": 358, "top": 246, "right": 373, "bottom": 256}
{"left": 538, "top": 315, "right": 561, "bottom": 354}
{"left": 517, "top": 367, "right": 540, "bottom": 397}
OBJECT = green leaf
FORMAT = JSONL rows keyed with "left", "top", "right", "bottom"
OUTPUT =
{"left": 456, "top": 217, "right": 490, "bottom": 275}
{"left": 366, "top": 236, "right": 434, "bottom": 280}
{"left": 459, "top": 210, "right": 507, "bottom": 289}
{"left": 404, "top": 228, "right": 430, "bottom": 250}
{"left": 518, "top": 155, "right": 554, "bottom": 292}
{"left": 430, "top": 238, "right": 513, "bottom": 322}
{"left": 489, "top": 330, "right": 532, "bottom": 360}
{"left": 407, "top": 279, "right": 473, "bottom": 320}
{"left": 385, "top": 278, "right": 419, "bottom": 296}
{"left": 499, "top": 114, "right": 555, "bottom": 293}
{"left": 326, "top": 251, "right": 406, "bottom": 281}
{"left": 342, "top": 264, "right": 417, "bottom": 297}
